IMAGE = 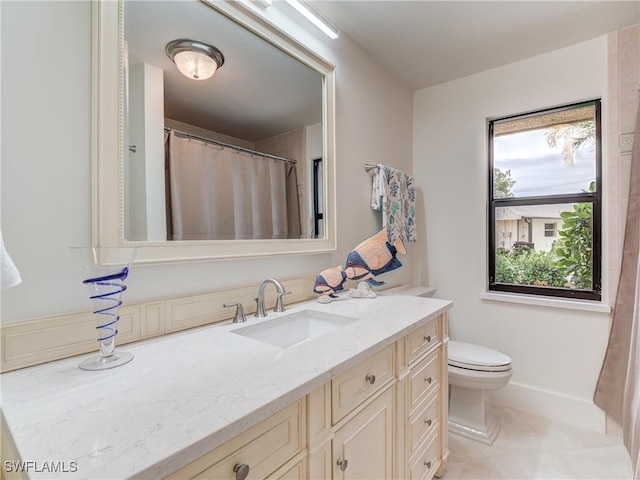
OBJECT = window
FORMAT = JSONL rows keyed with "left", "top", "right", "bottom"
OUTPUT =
{"left": 312, "top": 158, "right": 324, "bottom": 238}
{"left": 544, "top": 223, "right": 556, "bottom": 237}
{"left": 488, "top": 100, "right": 601, "bottom": 300}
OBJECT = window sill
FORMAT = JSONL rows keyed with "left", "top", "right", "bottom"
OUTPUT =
{"left": 480, "top": 291, "right": 611, "bottom": 313}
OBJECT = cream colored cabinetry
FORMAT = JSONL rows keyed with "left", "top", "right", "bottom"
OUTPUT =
{"left": 330, "top": 345, "right": 396, "bottom": 479}
{"left": 332, "top": 387, "right": 395, "bottom": 479}
{"left": 164, "top": 313, "right": 448, "bottom": 480}
{"left": 398, "top": 315, "right": 449, "bottom": 480}
{"left": 309, "top": 312, "right": 448, "bottom": 480}
{"left": 166, "top": 400, "right": 305, "bottom": 480}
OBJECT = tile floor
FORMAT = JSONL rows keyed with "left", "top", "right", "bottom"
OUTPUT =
{"left": 441, "top": 406, "right": 633, "bottom": 479}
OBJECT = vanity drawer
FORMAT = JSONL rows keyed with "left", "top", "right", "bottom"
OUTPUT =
{"left": 266, "top": 457, "right": 307, "bottom": 480}
{"left": 408, "top": 392, "right": 439, "bottom": 456}
{"left": 407, "top": 319, "right": 439, "bottom": 365}
{"left": 166, "top": 400, "right": 303, "bottom": 480}
{"left": 331, "top": 345, "right": 395, "bottom": 424}
{"left": 408, "top": 351, "right": 439, "bottom": 413}
{"left": 409, "top": 434, "right": 440, "bottom": 480}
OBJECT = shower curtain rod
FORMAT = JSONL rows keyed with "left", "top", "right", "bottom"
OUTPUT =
{"left": 165, "top": 127, "right": 297, "bottom": 165}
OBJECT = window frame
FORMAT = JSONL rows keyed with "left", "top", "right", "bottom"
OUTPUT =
{"left": 487, "top": 99, "right": 602, "bottom": 301}
{"left": 544, "top": 223, "right": 557, "bottom": 238}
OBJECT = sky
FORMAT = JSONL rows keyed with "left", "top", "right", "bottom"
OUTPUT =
{"left": 494, "top": 129, "right": 596, "bottom": 197}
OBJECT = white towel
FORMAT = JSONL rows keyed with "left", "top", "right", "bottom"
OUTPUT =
{"left": 371, "top": 167, "right": 385, "bottom": 211}
{"left": 1, "top": 231, "right": 22, "bottom": 290}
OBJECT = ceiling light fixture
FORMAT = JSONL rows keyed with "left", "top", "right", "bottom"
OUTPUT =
{"left": 283, "top": 0, "right": 338, "bottom": 40}
{"left": 166, "top": 39, "right": 225, "bottom": 81}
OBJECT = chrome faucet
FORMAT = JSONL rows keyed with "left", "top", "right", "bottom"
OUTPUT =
{"left": 255, "top": 278, "right": 290, "bottom": 318}
{"left": 223, "top": 302, "right": 247, "bottom": 323}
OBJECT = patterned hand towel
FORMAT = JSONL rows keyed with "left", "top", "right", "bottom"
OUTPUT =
{"left": 371, "top": 164, "right": 416, "bottom": 243}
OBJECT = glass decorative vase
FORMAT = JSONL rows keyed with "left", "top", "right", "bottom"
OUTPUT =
{"left": 73, "top": 247, "right": 137, "bottom": 371}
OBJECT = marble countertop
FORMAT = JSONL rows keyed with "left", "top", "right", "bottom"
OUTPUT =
{"left": 0, "top": 292, "right": 451, "bottom": 479}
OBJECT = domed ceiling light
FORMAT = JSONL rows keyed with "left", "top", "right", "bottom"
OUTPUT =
{"left": 165, "top": 39, "right": 225, "bottom": 81}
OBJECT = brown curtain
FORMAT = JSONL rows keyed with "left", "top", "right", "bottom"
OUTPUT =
{"left": 594, "top": 97, "right": 640, "bottom": 478}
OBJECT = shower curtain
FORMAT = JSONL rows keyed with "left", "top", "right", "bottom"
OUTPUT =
{"left": 166, "top": 131, "right": 301, "bottom": 240}
{"left": 594, "top": 94, "right": 640, "bottom": 478}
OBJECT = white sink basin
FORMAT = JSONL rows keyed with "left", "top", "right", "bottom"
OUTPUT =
{"left": 231, "top": 309, "right": 358, "bottom": 349}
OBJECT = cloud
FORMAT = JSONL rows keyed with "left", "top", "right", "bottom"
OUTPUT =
{"left": 494, "top": 129, "right": 595, "bottom": 196}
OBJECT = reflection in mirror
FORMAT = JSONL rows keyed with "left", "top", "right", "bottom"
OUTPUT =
{"left": 124, "top": 0, "right": 324, "bottom": 242}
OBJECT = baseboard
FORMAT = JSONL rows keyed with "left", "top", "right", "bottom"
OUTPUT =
{"left": 491, "top": 381, "right": 606, "bottom": 433}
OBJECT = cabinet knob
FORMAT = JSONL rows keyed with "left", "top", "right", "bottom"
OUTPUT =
{"left": 424, "top": 460, "right": 432, "bottom": 469}
{"left": 233, "top": 463, "right": 250, "bottom": 480}
{"left": 424, "top": 335, "right": 432, "bottom": 342}
{"left": 337, "top": 458, "right": 349, "bottom": 471}
{"left": 424, "top": 376, "right": 432, "bottom": 384}
{"left": 365, "top": 374, "right": 376, "bottom": 385}
{"left": 424, "top": 418, "right": 432, "bottom": 427}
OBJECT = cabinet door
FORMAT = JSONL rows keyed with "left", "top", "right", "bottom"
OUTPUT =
{"left": 333, "top": 388, "right": 394, "bottom": 480}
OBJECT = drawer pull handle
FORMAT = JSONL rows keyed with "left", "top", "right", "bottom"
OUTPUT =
{"left": 424, "top": 335, "right": 432, "bottom": 342}
{"left": 424, "top": 418, "right": 432, "bottom": 427}
{"left": 424, "top": 376, "right": 432, "bottom": 384}
{"left": 365, "top": 374, "right": 376, "bottom": 385}
{"left": 233, "top": 463, "right": 250, "bottom": 480}
{"left": 424, "top": 460, "right": 432, "bottom": 469}
{"left": 337, "top": 458, "right": 349, "bottom": 471}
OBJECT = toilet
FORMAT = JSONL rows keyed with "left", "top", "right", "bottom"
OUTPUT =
{"left": 447, "top": 340, "right": 512, "bottom": 445}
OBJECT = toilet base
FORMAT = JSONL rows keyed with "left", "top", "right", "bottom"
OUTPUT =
{"left": 448, "top": 384, "right": 500, "bottom": 445}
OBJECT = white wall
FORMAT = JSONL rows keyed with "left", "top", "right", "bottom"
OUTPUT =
{"left": 127, "top": 63, "right": 167, "bottom": 242}
{"left": 413, "top": 37, "right": 610, "bottom": 431}
{"left": 0, "top": 1, "right": 414, "bottom": 322}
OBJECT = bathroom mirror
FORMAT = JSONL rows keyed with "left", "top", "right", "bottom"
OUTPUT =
{"left": 93, "top": 0, "right": 336, "bottom": 264}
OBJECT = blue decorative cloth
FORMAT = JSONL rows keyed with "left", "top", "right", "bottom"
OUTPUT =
{"left": 371, "top": 164, "right": 416, "bottom": 243}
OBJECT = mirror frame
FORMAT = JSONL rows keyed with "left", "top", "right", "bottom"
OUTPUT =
{"left": 92, "top": 0, "right": 336, "bottom": 264}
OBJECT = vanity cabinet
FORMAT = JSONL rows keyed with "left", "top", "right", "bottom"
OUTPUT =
{"left": 308, "top": 312, "right": 448, "bottom": 480}
{"left": 165, "top": 400, "right": 305, "bottom": 480}
{"left": 164, "top": 313, "right": 448, "bottom": 480}
{"left": 329, "top": 344, "right": 396, "bottom": 479}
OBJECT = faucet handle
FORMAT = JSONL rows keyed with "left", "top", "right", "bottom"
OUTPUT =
{"left": 223, "top": 302, "right": 247, "bottom": 323}
{"left": 274, "top": 291, "right": 292, "bottom": 313}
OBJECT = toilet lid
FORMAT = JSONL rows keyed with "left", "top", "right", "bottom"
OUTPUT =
{"left": 448, "top": 340, "right": 512, "bottom": 372}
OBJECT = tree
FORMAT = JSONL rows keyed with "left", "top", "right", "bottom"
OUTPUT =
{"left": 494, "top": 168, "right": 516, "bottom": 198}
{"left": 544, "top": 120, "right": 597, "bottom": 288}
{"left": 544, "top": 121, "right": 595, "bottom": 167}
{"left": 552, "top": 181, "right": 596, "bottom": 289}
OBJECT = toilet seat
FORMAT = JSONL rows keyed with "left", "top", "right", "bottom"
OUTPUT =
{"left": 448, "top": 340, "right": 512, "bottom": 373}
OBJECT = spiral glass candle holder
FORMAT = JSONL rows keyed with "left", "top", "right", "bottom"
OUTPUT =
{"left": 73, "top": 247, "right": 137, "bottom": 371}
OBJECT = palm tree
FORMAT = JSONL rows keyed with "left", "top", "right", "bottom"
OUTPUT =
{"left": 544, "top": 120, "right": 595, "bottom": 167}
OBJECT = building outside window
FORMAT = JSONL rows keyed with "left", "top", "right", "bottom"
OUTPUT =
{"left": 488, "top": 99, "right": 602, "bottom": 300}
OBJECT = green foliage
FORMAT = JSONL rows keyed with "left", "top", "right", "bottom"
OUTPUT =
{"left": 552, "top": 201, "right": 593, "bottom": 289}
{"left": 495, "top": 248, "right": 566, "bottom": 287}
{"left": 493, "top": 168, "right": 516, "bottom": 198}
{"left": 495, "top": 185, "right": 595, "bottom": 291}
